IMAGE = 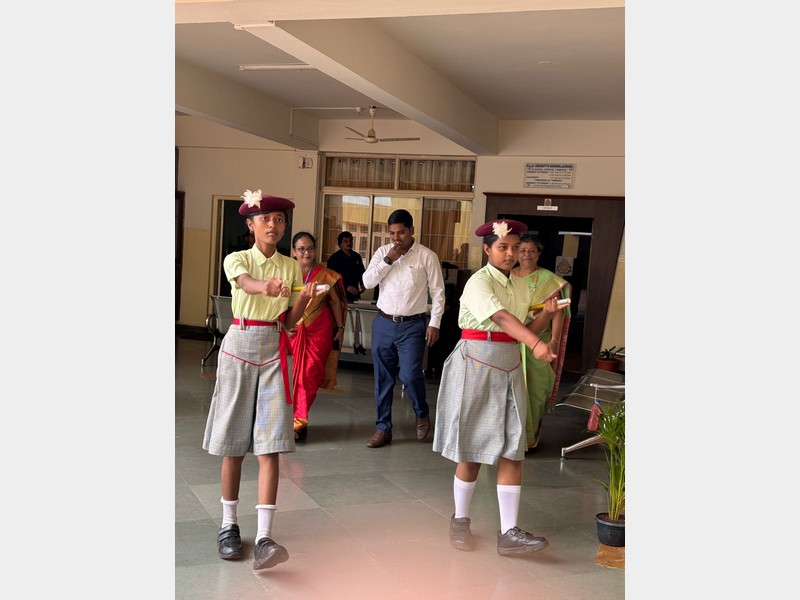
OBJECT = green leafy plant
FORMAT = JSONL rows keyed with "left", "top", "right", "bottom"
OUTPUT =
{"left": 595, "top": 400, "right": 625, "bottom": 520}
{"left": 598, "top": 346, "right": 624, "bottom": 360}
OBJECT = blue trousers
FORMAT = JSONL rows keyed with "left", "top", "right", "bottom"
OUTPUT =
{"left": 371, "top": 314, "right": 429, "bottom": 433}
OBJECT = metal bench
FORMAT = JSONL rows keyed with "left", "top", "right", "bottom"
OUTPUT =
{"left": 201, "top": 295, "right": 233, "bottom": 366}
{"left": 556, "top": 368, "right": 625, "bottom": 458}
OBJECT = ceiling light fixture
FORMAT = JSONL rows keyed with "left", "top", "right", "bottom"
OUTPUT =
{"left": 238, "top": 64, "right": 315, "bottom": 71}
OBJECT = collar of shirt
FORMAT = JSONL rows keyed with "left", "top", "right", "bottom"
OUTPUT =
{"left": 250, "top": 245, "right": 280, "bottom": 266}
{"left": 485, "top": 262, "right": 513, "bottom": 287}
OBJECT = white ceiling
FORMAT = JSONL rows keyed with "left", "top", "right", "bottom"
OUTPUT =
{"left": 175, "top": 0, "right": 624, "bottom": 153}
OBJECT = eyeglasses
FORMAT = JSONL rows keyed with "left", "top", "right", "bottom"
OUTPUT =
{"left": 519, "top": 249, "right": 538, "bottom": 254}
{"left": 295, "top": 246, "right": 315, "bottom": 253}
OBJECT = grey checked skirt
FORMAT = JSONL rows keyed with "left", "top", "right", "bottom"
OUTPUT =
{"left": 432, "top": 339, "right": 527, "bottom": 464}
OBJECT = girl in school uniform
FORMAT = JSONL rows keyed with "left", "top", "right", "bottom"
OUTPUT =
{"left": 432, "top": 219, "right": 567, "bottom": 555}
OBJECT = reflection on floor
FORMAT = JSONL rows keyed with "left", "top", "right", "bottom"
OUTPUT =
{"left": 176, "top": 336, "right": 624, "bottom": 600}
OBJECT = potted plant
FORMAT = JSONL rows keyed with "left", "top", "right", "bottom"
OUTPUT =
{"left": 594, "top": 400, "right": 625, "bottom": 546}
{"left": 596, "top": 346, "right": 624, "bottom": 372}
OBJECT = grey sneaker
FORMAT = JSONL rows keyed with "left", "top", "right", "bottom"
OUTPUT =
{"left": 253, "top": 536, "right": 289, "bottom": 570}
{"left": 449, "top": 514, "right": 473, "bottom": 551}
{"left": 496, "top": 526, "right": 549, "bottom": 555}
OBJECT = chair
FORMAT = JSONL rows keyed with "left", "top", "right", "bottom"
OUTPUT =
{"left": 556, "top": 368, "right": 625, "bottom": 458}
{"left": 201, "top": 295, "right": 233, "bottom": 366}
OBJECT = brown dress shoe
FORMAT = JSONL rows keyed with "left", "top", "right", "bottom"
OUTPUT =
{"left": 366, "top": 429, "right": 392, "bottom": 448}
{"left": 415, "top": 415, "right": 431, "bottom": 441}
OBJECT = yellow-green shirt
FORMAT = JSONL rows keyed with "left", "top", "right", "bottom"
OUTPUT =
{"left": 224, "top": 246, "right": 302, "bottom": 321}
{"left": 457, "top": 263, "right": 532, "bottom": 331}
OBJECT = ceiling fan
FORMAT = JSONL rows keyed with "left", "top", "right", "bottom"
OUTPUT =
{"left": 345, "top": 106, "right": 420, "bottom": 144}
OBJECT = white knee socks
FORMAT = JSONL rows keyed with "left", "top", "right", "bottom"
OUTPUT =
{"left": 221, "top": 497, "right": 239, "bottom": 527}
{"left": 454, "top": 476, "right": 477, "bottom": 518}
{"left": 497, "top": 484, "right": 521, "bottom": 534}
{"left": 256, "top": 504, "right": 277, "bottom": 543}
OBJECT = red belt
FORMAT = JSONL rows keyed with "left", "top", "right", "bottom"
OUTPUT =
{"left": 232, "top": 318, "right": 276, "bottom": 327}
{"left": 231, "top": 318, "right": 292, "bottom": 404}
{"left": 461, "top": 329, "right": 517, "bottom": 343}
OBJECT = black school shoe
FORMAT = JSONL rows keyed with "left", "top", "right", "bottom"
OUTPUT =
{"left": 496, "top": 526, "right": 549, "bottom": 555}
{"left": 217, "top": 524, "right": 243, "bottom": 560}
{"left": 253, "top": 537, "right": 289, "bottom": 570}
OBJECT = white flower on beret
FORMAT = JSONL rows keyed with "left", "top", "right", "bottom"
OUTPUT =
{"left": 241, "top": 189, "right": 263, "bottom": 208}
{"left": 492, "top": 221, "right": 510, "bottom": 238}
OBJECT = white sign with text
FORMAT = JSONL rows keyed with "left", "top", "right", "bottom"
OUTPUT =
{"left": 524, "top": 163, "right": 575, "bottom": 189}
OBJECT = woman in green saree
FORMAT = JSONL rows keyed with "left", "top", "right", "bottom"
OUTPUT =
{"left": 512, "top": 234, "right": 571, "bottom": 449}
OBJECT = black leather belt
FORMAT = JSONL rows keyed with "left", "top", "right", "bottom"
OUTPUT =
{"left": 378, "top": 310, "right": 425, "bottom": 323}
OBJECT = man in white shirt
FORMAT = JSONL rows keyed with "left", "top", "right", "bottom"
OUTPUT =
{"left": 361, "top": 209, "right": 446, "bottom": 448}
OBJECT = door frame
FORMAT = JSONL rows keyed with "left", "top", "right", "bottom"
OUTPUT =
{"left": 175, "top": 190, "right": 185, "bottom": 321}
{"left": 484, "top": 192, "right": 624, "bottom": 372}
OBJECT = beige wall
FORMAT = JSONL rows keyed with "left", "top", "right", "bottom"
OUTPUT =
{"left": 177, "top": 115, "right": 624, "bottom": 346}
{"left": 176, "top": 116, "right": 320, "bottom": 325}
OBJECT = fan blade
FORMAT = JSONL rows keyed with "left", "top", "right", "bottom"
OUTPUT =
{"left": 345, "top": 126, "right": 366, "bottom": 137}
{"left": 344, "top": 137, "right": 364, "bottom": 141}
{"left": 377, "top": 137, "right": 421, "bottom": 142}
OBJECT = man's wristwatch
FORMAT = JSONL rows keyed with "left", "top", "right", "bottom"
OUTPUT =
{"left": 383, "top": 255, "right": 393, "bottom": 265}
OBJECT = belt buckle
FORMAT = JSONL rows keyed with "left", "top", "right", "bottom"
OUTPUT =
{"left": 392, "top": 314, "right": 402, "bottom": 323}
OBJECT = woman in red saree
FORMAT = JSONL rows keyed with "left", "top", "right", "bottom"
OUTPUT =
{"left": 288, "top": 232, "right": 348, "bottom": 442}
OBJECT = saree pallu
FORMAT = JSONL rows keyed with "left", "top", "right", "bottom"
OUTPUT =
{"left": 519, "top": 268, "right": 572, "bottom": 447}
{"left": 289, "top": 265, "right": 347, "bottom": 425}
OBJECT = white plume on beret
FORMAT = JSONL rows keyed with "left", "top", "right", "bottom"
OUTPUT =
{"left": 241, "top": 189, "right": 263, "bottom": 208}
{"left": 492, "top": 221, "right": 510, "bottom": 238}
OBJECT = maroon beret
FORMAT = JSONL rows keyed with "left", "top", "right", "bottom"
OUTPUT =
{"left": 474, "top": 219, "right": 528, "bottom": 238}
{"left": 238, "top": 189, "right": 295, "bottom": 217}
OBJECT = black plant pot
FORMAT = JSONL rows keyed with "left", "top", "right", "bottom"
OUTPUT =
{"left": 596, "top": 513, "right": 625, "bottom": 547}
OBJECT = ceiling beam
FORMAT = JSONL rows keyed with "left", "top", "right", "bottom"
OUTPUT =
{"left": 242, "top": 19, "right": 498, "bottom": 155}
{"left": 176, "top": 57, "right": 318, "bottom": 150}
